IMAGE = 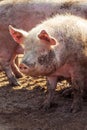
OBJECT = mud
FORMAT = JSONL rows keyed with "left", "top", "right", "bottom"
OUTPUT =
{"left": 0, "top": 71, "right": 87, "bottom": 130}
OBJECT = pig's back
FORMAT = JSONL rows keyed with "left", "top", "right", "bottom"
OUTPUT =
{"left": 28, "top": 14, "right": 87, "bottom": 59}
{"left": 29, "top": 14, "right": 87, "bottom": 43}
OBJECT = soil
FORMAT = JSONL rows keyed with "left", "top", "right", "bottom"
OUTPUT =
{"left": 0, "top": 71, "right": 87, "bottom": 130}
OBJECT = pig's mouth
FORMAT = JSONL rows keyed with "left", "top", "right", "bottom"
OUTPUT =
{"left": 19, "top": 63, "right": 42, "bottom": 76}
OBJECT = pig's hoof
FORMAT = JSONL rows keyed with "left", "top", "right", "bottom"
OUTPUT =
{"left": 10, "top": 81, "right": 20, "bottom": 86}
{"left": 40, "top": 100, "right": 52, "bottom": 111}
{"left": 62, "top": 87, "right": 73, "bottom": 97}
{"left": 9, "top": 78, "right": 20, "bottom": 86}
{"left": 70, "top": 103, "right": 82, "bottom": 113}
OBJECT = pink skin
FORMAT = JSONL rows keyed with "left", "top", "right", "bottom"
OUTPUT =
{"left": 1, "top": 0, "right": 87, "bottom": 85}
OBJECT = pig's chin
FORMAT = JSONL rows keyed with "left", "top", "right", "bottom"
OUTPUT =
{"left": 21, "top": 71, "right": 46, "bottom": 77}
{"left": 20, "top": 69, "right": 40, "bottom": 76}
{"left": 20, "top": 68, "right": 53, "bottom": 77}
{"left": 20, "top": 69, "right": 30, "bottom": 76}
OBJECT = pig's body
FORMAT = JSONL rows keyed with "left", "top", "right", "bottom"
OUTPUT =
{"left": 1, "top": 0, "right": 87, "bottom": 85}
{"left": 9, "top": 14, "right": 87, "bottom": 112}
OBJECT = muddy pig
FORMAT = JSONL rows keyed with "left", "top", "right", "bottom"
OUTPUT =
{"left": 1, "top": 0, "right": 87, "bottom": 86}
{"left": 9, "top": 14, "right": 87, "bottom": 113}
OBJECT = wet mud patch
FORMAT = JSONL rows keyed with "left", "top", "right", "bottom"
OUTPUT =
{"left": 0, "top": 71, "right": 87, "bottom": 130}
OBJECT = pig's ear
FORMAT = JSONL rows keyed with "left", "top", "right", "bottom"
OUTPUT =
{"left": 9, "top": 25, "right": 28, "bottom": 44}
{"left": 38, "top": 30, "right": 56, "bottom": 45}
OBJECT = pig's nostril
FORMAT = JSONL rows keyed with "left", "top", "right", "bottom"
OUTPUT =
{"left": 19, "top": 65, "right": 23, "bottom": 69}
{"left": 24, "top": 66, "right": 27, "bottom": 69}
{"left": 19, "top": 63, "right": 28, "bottom": 70}
{"left": 19, "top": 66, "right": 22, "bottom": 69}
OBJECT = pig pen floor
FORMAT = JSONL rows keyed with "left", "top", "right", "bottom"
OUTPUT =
{"left": 0, "top": 71, "right": 87, "bottom": 130}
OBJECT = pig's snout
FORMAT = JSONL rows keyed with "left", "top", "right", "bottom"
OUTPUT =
{"left": 19, "top": 63, "right": 29, "bottom": 72}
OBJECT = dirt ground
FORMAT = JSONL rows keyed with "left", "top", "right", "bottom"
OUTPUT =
{"left": 0, "top": 71, "right": 87, "bottom": 130}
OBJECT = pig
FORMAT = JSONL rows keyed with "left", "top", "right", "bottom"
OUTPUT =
{"left": 9, "top": 14, "right": 87, "bottom": 113}
{"left": 1, "top": 0, "right": 87, "bottom": 86}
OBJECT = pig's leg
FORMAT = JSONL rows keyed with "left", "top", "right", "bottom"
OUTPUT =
{"left": 61, "top": 87, "right": 73, "bottom": 97}
{"left": 42, "top": 76, "right": 57, "bottom": 110}
{"left": 1, "top": 61, "right": 20, "bottom": 86}
{"left": 61, "top": 78, "right": 72, "bottom": 97}
{"left": 11, "top": 57, "right": 23, "bottom": 78}
{"left": 70, "top": 66, "right": 84, "bottom": 113}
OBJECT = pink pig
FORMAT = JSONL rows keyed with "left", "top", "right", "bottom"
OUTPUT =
{"left": 9, "top": 14, "right": 87, "bottom": 112}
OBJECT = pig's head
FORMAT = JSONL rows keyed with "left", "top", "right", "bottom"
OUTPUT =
{"left": 9, "top": 25, "right": 57, "bottom": 76}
